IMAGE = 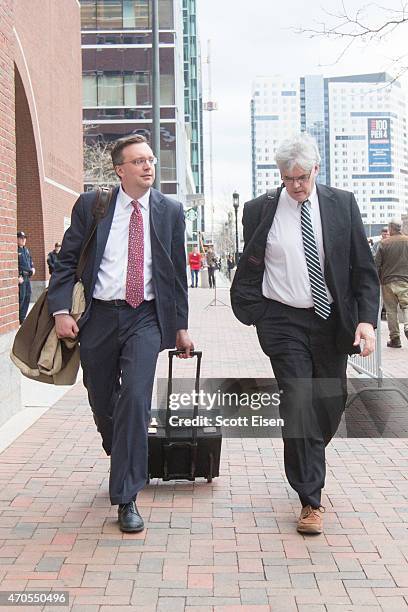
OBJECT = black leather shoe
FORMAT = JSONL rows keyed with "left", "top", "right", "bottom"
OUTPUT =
{"left": 118, "top": 501, "right": 144, "bottom": 533}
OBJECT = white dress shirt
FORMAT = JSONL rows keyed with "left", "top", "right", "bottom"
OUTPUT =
{"left": 93, "top": 185, "right": 154, "bottom": 301}
{"left": 262, "top": 185, "right": 333, "bottom": 308}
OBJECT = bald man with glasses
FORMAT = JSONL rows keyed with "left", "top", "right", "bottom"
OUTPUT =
{"left": 231, "top": 133, "right": 379, "bottom": 535}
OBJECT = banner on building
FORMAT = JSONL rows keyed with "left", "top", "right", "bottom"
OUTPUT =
{"left": 368, "top": 118, "right": 392, "bottom": 173}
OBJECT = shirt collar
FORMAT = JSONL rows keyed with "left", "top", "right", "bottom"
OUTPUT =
{"left": 283, "top": 184, "right": 318, "bottom": 209}
{"left": 119, "top": 185, "right": 150, "bottom": 210}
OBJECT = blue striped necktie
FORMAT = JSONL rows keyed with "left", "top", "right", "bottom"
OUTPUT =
{"left": 300, "top": 200, "right": 331, "bottom": 320}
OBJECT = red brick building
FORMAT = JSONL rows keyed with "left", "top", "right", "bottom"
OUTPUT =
{"left": 0, "top": 0, "right": 83, "bottom": 424}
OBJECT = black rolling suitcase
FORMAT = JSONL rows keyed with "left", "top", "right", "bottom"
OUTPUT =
{"left": 148, "top": 350, "right": 222, "bottom": 482}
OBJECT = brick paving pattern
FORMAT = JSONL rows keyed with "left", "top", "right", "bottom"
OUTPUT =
{"left": 0, "top": 286, "right": 407, "bottom": 610}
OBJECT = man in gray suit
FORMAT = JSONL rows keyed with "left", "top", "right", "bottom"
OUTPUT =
{"left": 231, "top": 133, "right": 379, "bottom": 535}
{"left": 48, "top": 134, "right": 193, "bottom": 532}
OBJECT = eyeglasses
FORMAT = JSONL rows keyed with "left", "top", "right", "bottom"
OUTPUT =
{"left": 282, "top": 170, "right": 312, "bottom": 184}
{"left": 119, "top": 157, "right": 157, "bottom": 167}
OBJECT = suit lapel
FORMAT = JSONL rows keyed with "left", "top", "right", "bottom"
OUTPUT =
{"left": 317, "top": 184, "right": 338, "bottom": 261}
{"left": 149, "top": 188, "right": 166, "bottom": 249}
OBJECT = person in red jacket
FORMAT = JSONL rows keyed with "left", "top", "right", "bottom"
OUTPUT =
{"left": 188, "top": 246, "right": 201, "bottom": 288}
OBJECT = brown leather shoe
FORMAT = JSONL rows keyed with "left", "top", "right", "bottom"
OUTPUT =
{"left": 387, "top": 338, "right": 402, "bottom": 348}
{"left": 297, "top": 505, "right": 324, "bottom": 534}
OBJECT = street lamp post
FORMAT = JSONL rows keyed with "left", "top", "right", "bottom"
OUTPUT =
{"left": 232, "top": 191, "right": 239, "bottom": 265}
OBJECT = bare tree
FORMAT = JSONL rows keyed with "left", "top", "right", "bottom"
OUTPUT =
{"left": 297, "top": 1, "right": 408, "bottom": 78}
{"left": 83, "top": 139, "right": 117, "bottom": 188}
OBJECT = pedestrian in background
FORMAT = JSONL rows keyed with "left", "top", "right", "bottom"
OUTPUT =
{"left": 17, "top": 231, "right": 35, "bottom": 324}
{"left": 227, "top": 254, "right": 235, "bottom": 281}
{"left": 47, "top": 242, "right": 62, "bottom": 275}
{"left": 372, "top": 226, "right": 389, "bottom": 257}
{"left": 206, "top": 246, "right": 217, "bottom": 288}
{"left": 188, "top": 245, "right": 201, "bottom": 288}
{"left": 375, "top": 219, "right": 408, "bottom": 348}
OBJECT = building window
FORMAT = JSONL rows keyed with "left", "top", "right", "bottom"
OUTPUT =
{"left": 160, "top": 73, "right": 175, "bottom": 105}
{"left": 98, "top": 0, "right": 122, "bottom": 29}
{"left": 159, "top": 0, "right": 173, "bottom": 28}
{"left": 123, "top": 0, "right": 149, "bottom": 28}
{"left": 83, "top": 74, "right": 98, "bottom": 106}
{"left": 98, "top": 74, "right": 123, "bottom": 106}
{"left": 124, "top": 73, "right": 149, "bottom": 105}
{"left": 81, "top": 0, "right": 97, "bottom": 28}
{"left": 82, "top": 72, "right": 151, "bottom": 107}
{"left": 81, "top": 0, "right": 172, "bottom": 29}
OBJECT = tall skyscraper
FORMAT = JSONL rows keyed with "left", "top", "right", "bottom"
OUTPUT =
{"left": 251, "top": 72, "right": 408, "bottom": 234}
{"left": 251, "top": 76, "right": 300, "bottom": 198}
{"left": 300, "top": 75, "right": 327, "bottom": 185}
{"left": 183, "top": 0, "right": 203, "bottom": 195}
{"left": 182, "top": 0, "right": 204, "bottom": 244}
{"left": 325, "top": 73, "right": 408, "bottom": 234}
{"left": 80, "top": 0, "right": 202, "bottom": 202}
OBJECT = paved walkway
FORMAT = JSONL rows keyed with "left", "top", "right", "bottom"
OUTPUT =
{"left": 0, "top": 287, "right": 408, "bottom": 611}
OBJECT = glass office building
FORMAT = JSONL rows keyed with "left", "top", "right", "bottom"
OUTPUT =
{"left": 81, "top": 0, "right": 201, "bottom": 200}
{"left": 183, "top": 0, "right": 203, "bottom": 195}
{"left": 251, "top": 72, "right": 408, "bottom": 233}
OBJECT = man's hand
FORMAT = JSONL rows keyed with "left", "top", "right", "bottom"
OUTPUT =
{"left": 31, "top": 267, "right": 35, "bottom": 277}
{"left": 18, "top": 275, "right": 24, "bottom": 285}
{"left": 353, "top": 322, "right": 376, "bottom": 357}
{"left": 54, "top": 314, "right": 79, "bottom": 340}
{"left": 175, "top": 329, "right": 194, "bottom": 358}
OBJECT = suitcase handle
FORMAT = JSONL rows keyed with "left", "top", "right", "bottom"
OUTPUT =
{"left": 168, "top": 349, "right": 202, "bottom": 358}
{"left": 166, "top": 350, "right": 202, "bottom": 441}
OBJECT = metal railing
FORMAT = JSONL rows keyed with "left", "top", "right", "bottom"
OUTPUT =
{"left": 347, "top": 307, "right": 408, "bottom": 413}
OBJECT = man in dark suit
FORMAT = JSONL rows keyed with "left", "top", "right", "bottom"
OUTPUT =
{"left": 231, "top": 133, "right": 379, "bottom": 534}
{"left": 17, "top": 231, "right": 35, "bottom": 324}
{"left": 48, "top": 134, "right": 193, "bottom": 533}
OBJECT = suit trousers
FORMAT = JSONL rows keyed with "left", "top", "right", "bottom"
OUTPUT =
{"left": 256, "top": 299, "right": 347, "bottom": 508}
{"left": 79, "top": 299, "right": 161, "bottom": 505}
{"left": 208, "top": 266, "right": 216, "bottom": 288}
{"left": 18, "top": 277, "right": 31, "bottom": 324}
{"left": 381, "top": 281, "right": 408, "bottom": 339}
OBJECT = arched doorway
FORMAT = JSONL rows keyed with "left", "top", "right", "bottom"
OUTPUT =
{"left": 14, "top": 65, "right": 45, "bottom": 299}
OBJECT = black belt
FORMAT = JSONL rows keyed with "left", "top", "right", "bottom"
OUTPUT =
{"left": 266, "top": 298, "right": 335, "bottom": 313}
{"left": 93, "top": 298, "right": 129, "bottom": 307}
{"left": 93, "top": 298, "right": 155, "bottom": 307}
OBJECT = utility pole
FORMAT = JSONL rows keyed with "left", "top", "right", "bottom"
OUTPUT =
{"left": 203, "top": 40, "right": 217, "bottom": 245}
{"left": 152, "top": 0, "right": 161, "bottom": 189}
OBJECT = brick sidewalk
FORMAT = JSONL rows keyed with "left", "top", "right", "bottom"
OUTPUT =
{"left": 0, "top": 287, "right": 408, "bottom": 611}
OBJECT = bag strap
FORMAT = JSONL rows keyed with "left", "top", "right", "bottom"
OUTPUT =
{"left": 261, "top": 184, "right": 284, "bottom": 220}
{"left": 75, "top": 187, "right": 114, "bottom": 281}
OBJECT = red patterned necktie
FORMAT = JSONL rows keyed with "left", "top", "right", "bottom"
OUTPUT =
{"left": 125, "top": 200, "right": 144, "bottom": 308}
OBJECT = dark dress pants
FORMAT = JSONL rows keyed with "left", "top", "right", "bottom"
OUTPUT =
{"left": 208, "top": 266, "right": 215, "bottom": 288}
{"left": 19, "top": 277, "right": 31, "bottom": 323}
{"left": 256, "top": 299, "right": 347, "bottom": 508}
{"left": 79, "top": 299, "right": 161, "bottom": 505}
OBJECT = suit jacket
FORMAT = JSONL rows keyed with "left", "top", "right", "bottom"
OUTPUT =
{"left": 230, "top": 184, "right": 380, "bottom": 355}
{"left": 47, "top": 186, "right": 188, "bottom": 351}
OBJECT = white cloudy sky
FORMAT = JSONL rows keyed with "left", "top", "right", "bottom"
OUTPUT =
{"left": 196, "top": 0, "right": 408, "bottom": 225}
